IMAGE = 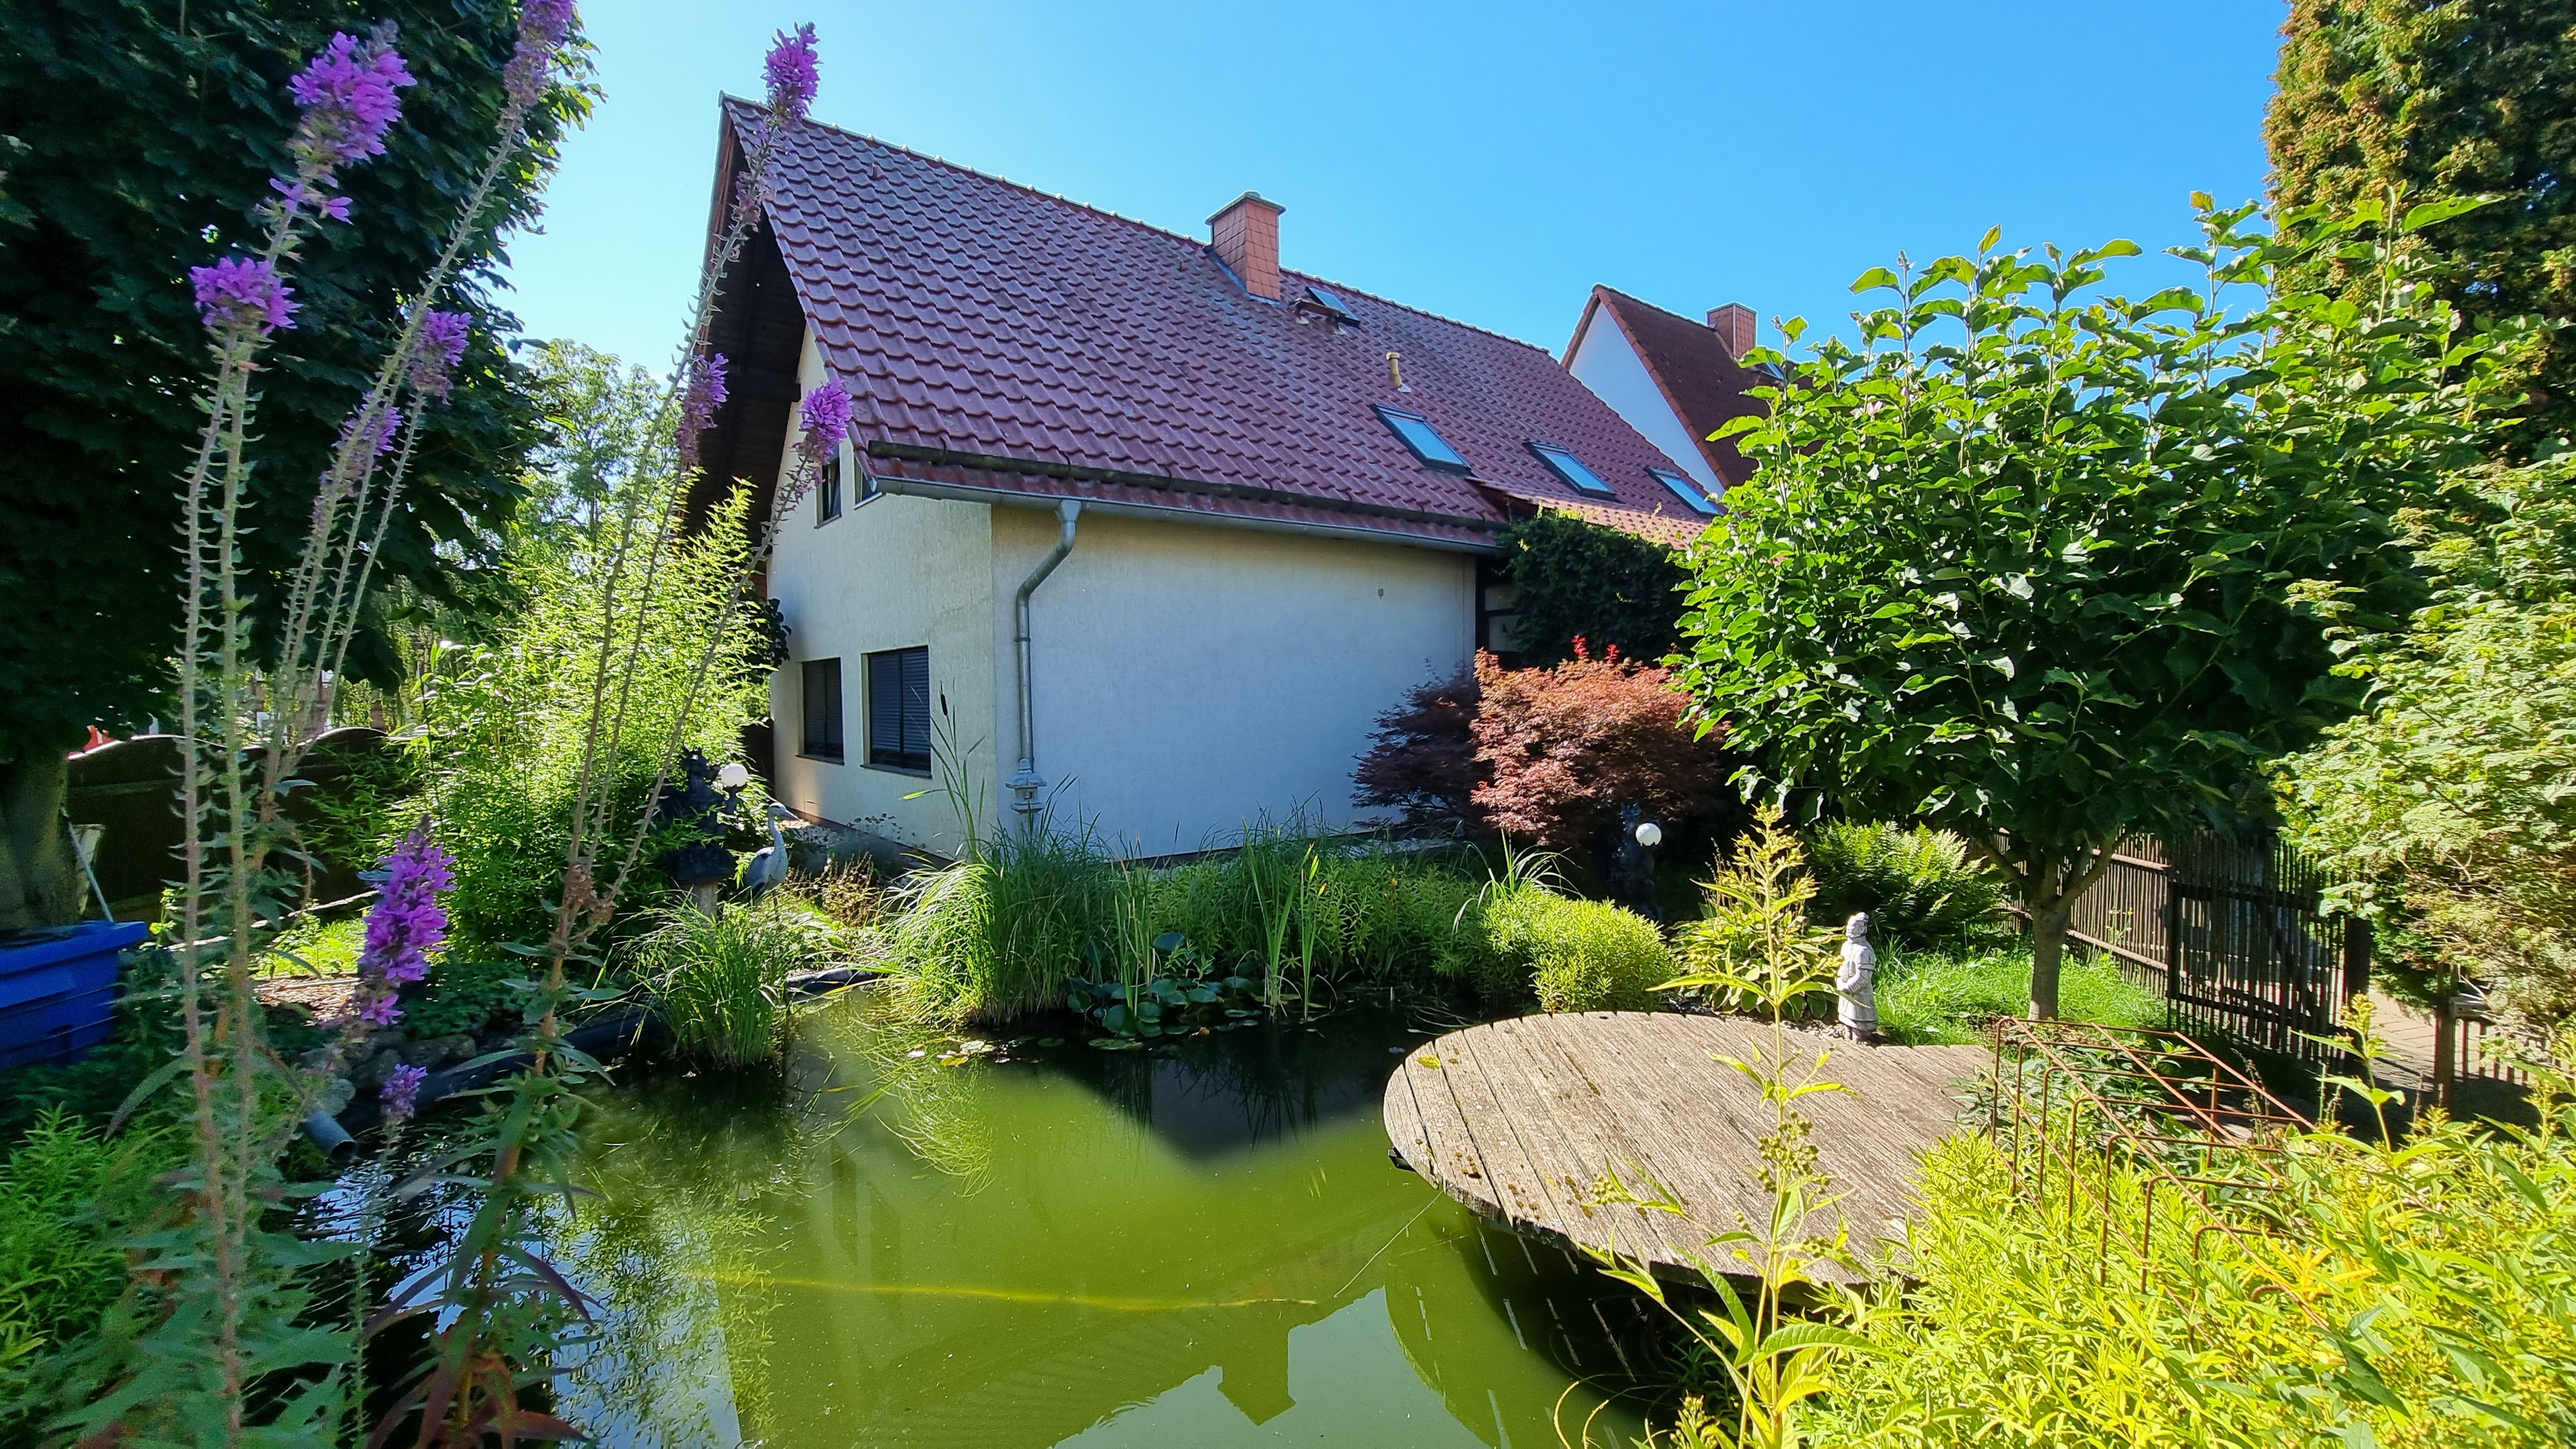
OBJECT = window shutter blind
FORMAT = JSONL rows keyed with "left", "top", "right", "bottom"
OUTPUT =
{"left": 901, "top": 648, "right": 931, "bottom": 761}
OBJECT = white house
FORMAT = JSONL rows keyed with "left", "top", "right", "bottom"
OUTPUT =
{"left": 690, "top": 102, "right": 1721, "bottom": 857}
{"left": 1562, "top": 286, "right": 1773, "bottom": 503}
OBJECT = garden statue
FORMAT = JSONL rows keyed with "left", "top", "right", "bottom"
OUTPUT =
{"left": 1838, "top": 910, "right": 1878, "bottom": 1041}
{"left": 1604, "top": 803, "right": 1664, "bottom": 923}
{"left": 654, "top": 748, "right": 741, "bottom": 915}
{"left": 743, "top": 801, "right": 793, "bottom": 899}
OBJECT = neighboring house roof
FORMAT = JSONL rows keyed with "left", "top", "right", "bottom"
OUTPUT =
{"left": 1564, "top": 286, "right": 1770, "bottom": 489}
{"left": 699, "top": 100, "right": 1708, "bottom": 551}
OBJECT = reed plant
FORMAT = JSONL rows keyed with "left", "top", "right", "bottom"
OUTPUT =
{"left": 636, "top": 898, "right": 840, "bottom": 1068}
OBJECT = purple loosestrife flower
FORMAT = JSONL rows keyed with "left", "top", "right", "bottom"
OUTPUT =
{"left": 798, "top": 378, "right": 854, "bottom": 460}
{"left": 381, "top": 1063, "right": 427, "bottom": 1123}
{"left": 359, "top": 990, "right": 404, "bottom": 1029}
{"left": 190, "top": 256, "right": 297, "bottom": 337}
{"left": 270, "top": 177, "right": 352, "bottom": 224}
{"left": 338, "top": 405, "right": 403, "bottom": 461}
{"left": 503, "top": 0, "right": 578, "bottom": 112}
{"left": 410, "top": 310, "right": 472, "bottom": 401}
{"left": 360, "top": 825, "right": 455, "bottom": 991}
{"left": 764, "top": 24, "right": 820, "bottom": 121}
{"left": 288, "top": 34, "right": 416, "bottom": 168}
{"left": 677, "top": 352, "right": 730, "bottom": 468}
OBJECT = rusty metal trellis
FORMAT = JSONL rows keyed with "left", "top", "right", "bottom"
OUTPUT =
{"left": 1986, "top": 1017, "right": 2321, "bottom": 1311}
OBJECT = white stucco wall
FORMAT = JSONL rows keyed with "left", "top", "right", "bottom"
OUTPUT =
{"left": 764, "top": 337, "right": 1002, "bottom": 857}
{"left": 988, "top": 507, "right": 1476, "bottom": 856}
{"left": 763, "top": 330, "right": 1480, "bottom": 857}
{"left": 1566, "top": 312, "right": 1726, "bottom": 496}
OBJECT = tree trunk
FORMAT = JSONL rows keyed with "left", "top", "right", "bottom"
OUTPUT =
{"left": 0, "top": 749, "right": 80, "bottom": 931}
{"left": 2028, "top": 892, "right": 2071, "bottom": 1020}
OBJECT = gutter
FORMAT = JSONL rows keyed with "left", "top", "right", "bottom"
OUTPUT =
{"left": 1006, "top": 499, "right": 1082, "bottom": 825}
{"left": 866, "top": 472, "right": 1502, "bottom": 556}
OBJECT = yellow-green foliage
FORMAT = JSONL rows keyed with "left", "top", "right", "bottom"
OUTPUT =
{"left": 1807, "top": 1077, "right": 2576, "bottom": 1446}
{"left": 636, "top": 896, "right": 842, "bottom": 1066}
{"left": 1482, "top": 886, "right": 1671, "bottom": 1013}
{"left": 0, "top": 1113, "right": 168, "bottom": 1429}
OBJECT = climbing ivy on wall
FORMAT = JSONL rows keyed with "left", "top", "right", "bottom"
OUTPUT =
{"left": 1494, "top": 511, "right": 1690, "bottom": 666}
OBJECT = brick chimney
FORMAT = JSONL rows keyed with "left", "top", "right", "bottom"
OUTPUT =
{"left": 1706, "top": 302, "right": 1756, "bottom": 359}
{"left": 1209, "top": 191, "right": 1285, "bottom": 301}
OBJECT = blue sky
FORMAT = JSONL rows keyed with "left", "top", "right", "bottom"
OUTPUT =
{"left": 505, "top": 0, "right": 2290, "bottom": 372}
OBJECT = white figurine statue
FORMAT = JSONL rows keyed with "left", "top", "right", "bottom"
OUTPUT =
{"left": 1837, "top": 911, "right": 1878, "bottom": 1041}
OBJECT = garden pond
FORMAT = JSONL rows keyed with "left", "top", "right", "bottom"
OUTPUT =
{"left": 350, "top": 990, "right": 1664, "bottom": 1447}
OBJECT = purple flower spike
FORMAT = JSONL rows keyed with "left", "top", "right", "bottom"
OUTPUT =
{"left": 190, "top": 256, "right": 297, "bottom": 337}
{"left": 799, "top": 378, "right": 854, "bottom": 457}
{"left": 288, "top": 34, "right": 417, "bottom": 167}
{"left": 359, "top": 991, "right": 404, "bottom": 1029}
{"left": 381, "top": 1063, "right": 428, "bottom": 1123}
{"left": 764, "top": 24, "right": 819, "bottom": 121}
{"left": 410, "top": 310, "right": 472, "bottom": 400}
{"left": 359, "top": 824, "right": 454, "bottom": 997}
{"left": 677, "top": 351, "right": 730, "bottom": 468}
{"left": 504, "top": 0, "right": 578, "bottom": 112}
{"left": 339, "top": 405, "right": 403, "bottom": 460}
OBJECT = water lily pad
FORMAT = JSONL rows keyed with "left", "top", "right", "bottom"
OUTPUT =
{"left": 1037, "top": 1036, "right": 1066, "bottom": 1048}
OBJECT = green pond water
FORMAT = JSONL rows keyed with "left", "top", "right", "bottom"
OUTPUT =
{"left": 528, "top": 993, "right": 1661, "bottom": 1448}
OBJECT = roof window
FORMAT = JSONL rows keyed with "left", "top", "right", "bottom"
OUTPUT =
{"left": 1652, "top": 467, "right": 1721, "bottom": 517}
{"left": 1376, "top": 406, "right": 1471, "bottom": 472}
{"left": 1528, "top": 442, "right": 1616, "bottom": 498}
{"left": 1302, "top": 284, "right": 1358, "bottom": 322}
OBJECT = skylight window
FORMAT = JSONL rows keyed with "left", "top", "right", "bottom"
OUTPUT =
{"left": 1652, "top": 467, "right": 1721, "bottom": 517}
{"left": 1376, "top": 406, "right": 1471, "bottom": 472}
{"left": 1528, "top": 443, "right": 1616, "bottom": 498}
{"left": 1303, "top": 284, "right": 1358, "bottom": 321}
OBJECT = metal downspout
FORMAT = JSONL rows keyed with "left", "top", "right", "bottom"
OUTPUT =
{"left": 1007, "top": 499, "right": 1083, "bottom": 826}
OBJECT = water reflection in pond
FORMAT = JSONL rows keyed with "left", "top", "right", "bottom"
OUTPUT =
{"left": 539, "top": 990, "right": 1659, "bottom": 1447}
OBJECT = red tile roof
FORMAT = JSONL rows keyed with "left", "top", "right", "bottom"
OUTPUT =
{"left": 1569, "top": 286, "right": 1772, "bottom": 489}
{"left": 725, "top": 101, "right": 1710, "bottom": 549}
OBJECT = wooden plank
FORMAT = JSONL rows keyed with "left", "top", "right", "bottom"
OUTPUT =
{"left": 1387, "top": 1013, "right": 1987, "bottom": 1285}
{"left": 1471, "top": 1016, "right": 1693, "bottom": 1272}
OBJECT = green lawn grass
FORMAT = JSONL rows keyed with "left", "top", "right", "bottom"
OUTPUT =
{"left": 1873, "top": 940, "right": 2165, "bottom": 1045}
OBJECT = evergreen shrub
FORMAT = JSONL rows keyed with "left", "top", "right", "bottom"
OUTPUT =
{"left": 1479, "top": 886, "right": 1672, "bottom": 1013}
{"left": 1804, "top": 821, "right": 2006, "bottom": 949}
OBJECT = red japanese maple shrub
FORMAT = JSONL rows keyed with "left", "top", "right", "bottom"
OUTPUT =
{"left": 1354, "top": 666, "right": 1484, "bottom": 831}
{"left": 1471, "top": 641, "right": 1732, "bottom": 848}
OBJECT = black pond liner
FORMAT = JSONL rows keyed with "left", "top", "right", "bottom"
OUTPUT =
{"left": 305, "top": 966, "right": 880, "bottom": 1159}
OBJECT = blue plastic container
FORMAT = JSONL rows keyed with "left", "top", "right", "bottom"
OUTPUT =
{"left": 0, "top": 921, "right": 147, "bottom": 1071}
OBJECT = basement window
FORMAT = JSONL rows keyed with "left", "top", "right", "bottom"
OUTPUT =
{"left": 1652, "top": 467, "right": 1721, "bottom": 517}
{"left": 1528, "top": 442, "right": 1616, "bottom": 498}
{"left": 866, "top": 646, "right": 933, "bottom": 774}
{"left": 1375, "top": 406, "right": 1471, "bottom": 473}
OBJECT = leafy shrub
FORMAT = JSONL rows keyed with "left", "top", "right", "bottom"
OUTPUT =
{"left": 412, "top": 487, "right": 771, "bottom": 953}
{"left": 1494, "top": 510, "right": 1692, "bottom": 666}
{"left": 1479, "top": 885, "right": 1671, "bottom": 1013}
{"left": 1353, "top": 668, "right": 1482, "bottom": 831}
{"left": 1804, "top": 820, "right": 2005, "bottom": 949}
{"left": 635, "top": 898, "right": 841, "bottom": 1066}
{"left": 2285, "top": 458, "right": 2576, "bottom": 1029}
{"left": 1472, "top": 644, "right": 1734, "bottom": 850}
{"left": 1804, "top": 1043, "right": 2576, "bottom": 1446}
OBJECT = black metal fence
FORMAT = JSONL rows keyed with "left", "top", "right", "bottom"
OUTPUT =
{"left": 2064, "top": 833, "right": 2369, "bottom": 1063}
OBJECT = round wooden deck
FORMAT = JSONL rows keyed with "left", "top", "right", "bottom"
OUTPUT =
{"left": 1383, "top": 1012, "right": 1989, "bottom": 1284}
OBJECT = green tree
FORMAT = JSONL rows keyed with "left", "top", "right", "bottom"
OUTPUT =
{"left": 1496, "top": 510, "right": 1691, "bottom": 666}
{"left": 0, "top": 0, "right": 586, "bottom": 927}
{"left": 2268, "top": 0, "right": 2576, "bottom": 454}
{"left": 2283, "top": 457, "right": 2576, "bottom": 1030}
{"left": 1673, "top": 201, "right": 2511, "bottom": 1018}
